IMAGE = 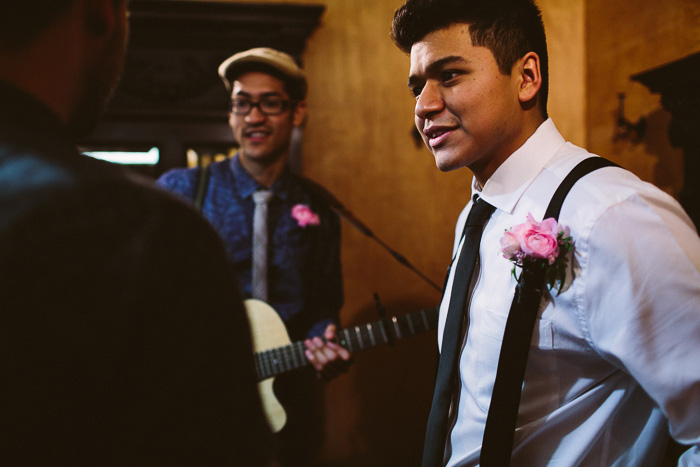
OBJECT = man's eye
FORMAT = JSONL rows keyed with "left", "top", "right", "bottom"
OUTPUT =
{"left": 441, "top": 71, "right": 460, "bottom": 82}
{"left": 410, "top": 87, "right": 423, "bottom": 99}
{"left": 262, "top": 99, "right": 283, "bottom": 106}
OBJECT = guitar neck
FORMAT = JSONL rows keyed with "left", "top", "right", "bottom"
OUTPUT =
{"left": 255, "top": 307, "right": 438, "bottom": 381}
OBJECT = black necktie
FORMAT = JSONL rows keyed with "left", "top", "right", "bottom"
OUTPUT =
{"left": 422, "top": 196, "right": 496, "bottom": 467}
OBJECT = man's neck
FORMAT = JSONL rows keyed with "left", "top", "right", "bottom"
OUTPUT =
{"left": 238, "top": 152, "right": 288, "bottom": 188}
{"left": 471, "top": 114, "right": 546, "bottom": 187}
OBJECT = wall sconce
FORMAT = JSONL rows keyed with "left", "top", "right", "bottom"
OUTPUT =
{"left": 615, "top": 92, "right": 646, "bottom": 143}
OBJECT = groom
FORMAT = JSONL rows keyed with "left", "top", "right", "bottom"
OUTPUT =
{"left": 391, "top": 0, "right": 700, "bottom": 465}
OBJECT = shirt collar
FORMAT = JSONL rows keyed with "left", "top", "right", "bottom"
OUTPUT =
{"left": 476, "top": 119, "right": 565, "bottom": 214}
{"left": 229, "top": 153, "right": 293, "bottom": 201}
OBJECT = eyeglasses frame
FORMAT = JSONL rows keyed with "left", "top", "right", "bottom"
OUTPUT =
{"left": 229, "top": 97, "right": 298, "bottom": 116}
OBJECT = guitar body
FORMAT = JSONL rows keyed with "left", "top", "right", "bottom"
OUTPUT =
{"left": 245, "top": 299, "right": 289, "bottom": 433}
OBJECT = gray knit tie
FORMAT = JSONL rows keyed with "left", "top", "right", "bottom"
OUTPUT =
{"left": 252, "top": 190, "right": 274, "bottom": 301}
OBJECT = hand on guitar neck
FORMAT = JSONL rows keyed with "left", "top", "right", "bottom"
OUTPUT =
{"left": 304, "top": 324, "right": 353, "bottom": 381}
{"left": 246, "top": 299, "right": 438, "bottom": 433}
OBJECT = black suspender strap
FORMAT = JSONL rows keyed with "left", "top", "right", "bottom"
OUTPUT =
{"left": 479, "top": 157, "right": 618, "bottom": 466}
{"left": 544, "top": 157, "right": 619, "bottom": 220}
{"left": 193, "top": 163, "right": 211, "bottom": 213}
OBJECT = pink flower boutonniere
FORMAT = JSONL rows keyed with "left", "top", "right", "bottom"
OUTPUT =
{"left": 291, "top": 204, "right": 320, "bottom": 227}
{"left": 500, "top": 214, "right": 574, "bottom": 295}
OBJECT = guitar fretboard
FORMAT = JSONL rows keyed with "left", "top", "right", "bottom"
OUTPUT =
{"left": 255, "top": 307, "right": 438, "bottom": 381}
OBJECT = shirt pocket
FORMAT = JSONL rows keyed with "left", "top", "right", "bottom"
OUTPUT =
{"left": 476, "top": 308, "right": 559, "bottom": 420}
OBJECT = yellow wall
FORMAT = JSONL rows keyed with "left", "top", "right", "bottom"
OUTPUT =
{"left": 181, "top": 0, "right": 696, "bottom": 464}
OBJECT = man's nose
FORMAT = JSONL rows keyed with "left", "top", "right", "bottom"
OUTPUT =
{"left": 245, "top": 105, "right": 267, "bottom": 123}
{"left": 415, "top": 81, "right": 444, "bottom": 120}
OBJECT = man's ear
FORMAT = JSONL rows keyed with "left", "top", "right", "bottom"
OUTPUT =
{"left": 517, "top": 52, "right": 542, "bottom": 105}
{"left": 292, "top": 100, "right": 307, "bottom": 127}
{"left": 84, "top": 0, "right": 118, "bottom": 37}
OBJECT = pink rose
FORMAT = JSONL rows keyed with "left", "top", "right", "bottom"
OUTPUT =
{"left": 500, "top": 214, "right": 574, "bottom": 294}
{"left": 518, "top": 215, "right": 560, "bottom": 265}
{"left": 291, "top": 204, "right": 320, "bottom": 227}
{"left": 500, "top": 214, "right": 562, "bottom": 265}
{"left": 521, "top": 227, "right": 559, "bottom": 265}
{"left": 500, "top": 231, "right": 522, "bottom": 260}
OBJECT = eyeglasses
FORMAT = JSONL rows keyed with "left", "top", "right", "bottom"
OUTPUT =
{"left": 230, "top": 97, "right": 293, "bottom": 116}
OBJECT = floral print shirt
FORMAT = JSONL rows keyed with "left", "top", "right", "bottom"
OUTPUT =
{"left": 157, "top": 154, "right": 343, "bottom": 340}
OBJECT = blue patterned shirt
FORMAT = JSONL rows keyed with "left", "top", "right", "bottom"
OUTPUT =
{"left": 157, "top": 155, "right": 343, "bottom": 340}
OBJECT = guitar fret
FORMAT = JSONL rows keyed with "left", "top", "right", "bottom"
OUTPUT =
{"left": 276, "top": 347, "right": 286, "bottom": 373}
{"left": 262, "top": 350, "right": 273, "bottom": 379}
{"left": 377, "top": 320, "right": 389, "bottom": 344}
{"left": 421, "top": 309, "right": 430, "bottom": 331}
{"left": 392, "top": 316, "right": 402, "bottom": 339}
{"left": 279, "top": 347, "right": 289, "bottom": 373}
{"left": 290, "top": 343, "right": 300, "bottom": 368}
{"left": 366, "top": 323, "right": 376, "bottom": 347}
{"left": 287, "top": 345, "right": 295, "bottom": 370}
{"left": 268, "top": 350, "right": 276, "bottom": 375}
{"left": 284, "top": 345, "right": 294, "bottom": 371}
{"left": 296, "top": 342, "right": 307, "bottom": 369}
{"left": 278, "top": 347, "right": 287, "bottom": 373}
{"left": 341, "top": 329, "right": 353, "bottom": 352}
{"left": 254, "top": 355, "right": 263, "bottom": 379}
{"left": 354, "top": 326, "right": 364, "bottom": 349}
{"left": 407, "top": 315, "right": 415, "bottom": 335}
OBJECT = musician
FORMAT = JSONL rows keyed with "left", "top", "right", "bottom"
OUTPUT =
{"left": 157, "top": 47, "right": 352, "bottom": 466}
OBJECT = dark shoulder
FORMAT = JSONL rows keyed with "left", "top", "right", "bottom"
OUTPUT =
{"left": 156, "top": 165, "right": 199, "bottom": 193}
{"left": 156, "top": 159, "right": 232, "bottom": 199}
{"left": 0, "top": 144, "right": 127, "bottom": 196}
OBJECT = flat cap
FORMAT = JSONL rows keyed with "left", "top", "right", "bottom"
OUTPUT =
{"left": 218, "top": 47, "right": 307, "bottom": 98}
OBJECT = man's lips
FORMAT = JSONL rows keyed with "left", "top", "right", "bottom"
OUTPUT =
{"left": 243, "top": 129, "right": 271, "bottom": 142}
{"left": 423, "top": 125, "right": 457, "bottom": 148}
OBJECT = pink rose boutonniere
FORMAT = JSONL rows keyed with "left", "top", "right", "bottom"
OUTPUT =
{"left": 500, "top": 214, "right": 574, "bottom": 295}
{"left": 291, "top": 204, "right": 320, "bottom": 227}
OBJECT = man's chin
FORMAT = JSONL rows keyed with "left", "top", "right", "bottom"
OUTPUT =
{"left": 240, "top": 147, "right": 287, "bottom": 166}
{"left": 434, "top": 154, "right": 463, "bottom": 173}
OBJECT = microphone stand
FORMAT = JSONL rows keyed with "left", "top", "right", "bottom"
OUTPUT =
{"left": 306, "top": 179, "right": 442, "bottom": 293}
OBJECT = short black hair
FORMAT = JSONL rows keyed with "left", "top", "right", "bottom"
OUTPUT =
{"left": 225, "top": 63, "right": 306, "bottom": 102}
{"left": 0, "top": 0, "right": 124, "bottom": 49}
{"left": 391, "top": 0, "right": 548, "bottom": 118}
{"left": 0, "top": 1, "right": 75, "bottom": 48}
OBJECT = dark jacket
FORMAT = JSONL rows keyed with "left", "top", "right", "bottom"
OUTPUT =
{"left": 0, "top": 81, "right": 271, "bottom": 465}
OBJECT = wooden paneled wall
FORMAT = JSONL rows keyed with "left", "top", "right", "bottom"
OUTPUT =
{"left": 586, "top": 0, "right": 700, "bottom": 196}
{"left": 195, "top": 1, "right": 465, "bottom": 464}
{"left": 176, "top": 0, "right": 696, "bottom": 464}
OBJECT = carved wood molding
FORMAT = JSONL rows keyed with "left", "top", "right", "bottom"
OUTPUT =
{"left": 632, "top": 51, "right": 700, "bottom": 229}
{"left": 104, "top": 0, "right": 324, "bottom": 121}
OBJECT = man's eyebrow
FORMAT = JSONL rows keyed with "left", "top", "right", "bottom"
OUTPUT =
{"left": 232, "top": 91, "right": 285, "bottom": 98}
{"left": 407, "top": 55, "right": 468, "bottom": 88}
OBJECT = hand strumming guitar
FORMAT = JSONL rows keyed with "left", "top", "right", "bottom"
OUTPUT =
{"left": 304, "top": 324, "right": 353, "bottom": 381}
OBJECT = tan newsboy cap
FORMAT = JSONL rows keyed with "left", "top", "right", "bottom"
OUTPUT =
{"left": 218, "top": 47, "right": 307, "bottom": 98}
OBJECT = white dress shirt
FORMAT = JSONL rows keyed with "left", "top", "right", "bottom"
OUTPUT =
{"left": 440, "top": 119, "right": 700, "bottom": 466}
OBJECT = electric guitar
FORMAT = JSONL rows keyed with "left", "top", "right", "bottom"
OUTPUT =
{"left": 244, "top": 299, "right": 438, "bottom": 432}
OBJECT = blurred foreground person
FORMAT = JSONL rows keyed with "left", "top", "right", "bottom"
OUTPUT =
{"left": 0, "top": 1, "right": 271, "bottom": 464}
